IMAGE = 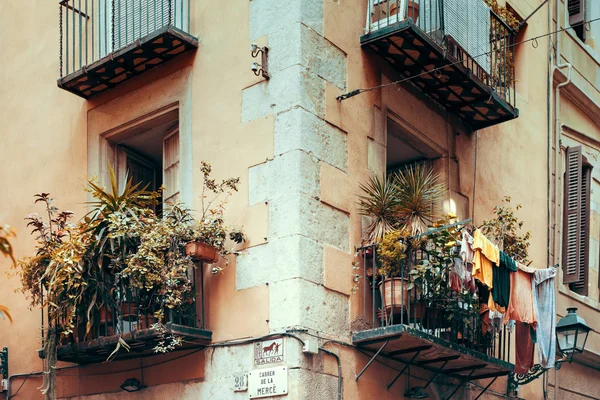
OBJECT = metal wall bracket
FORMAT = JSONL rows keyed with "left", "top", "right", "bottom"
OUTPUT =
{"left": 250, "top": 44, "right": 270, "bottom": 79}
{"left": 355, "top": 341, "right": 388, "bottom": 381}
{"left": 507, "top": 363, "right": 551, "bottom": 395}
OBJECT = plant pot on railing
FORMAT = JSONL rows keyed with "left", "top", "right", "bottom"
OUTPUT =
{"left": 379, "top": 277, "right": 409, "bottom": 316}
{"left": 121, "top": 302, "right": 138, "bottom": 322}
{"left": 186, "top": 241, "right": 220, "bottom": 263}
{"left": 389, "top": 1, "right": 420, "bottom": 24}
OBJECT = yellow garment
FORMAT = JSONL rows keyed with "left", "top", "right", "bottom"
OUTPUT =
{"left": 472, "top": 229, "right": 499, "bottom": 288}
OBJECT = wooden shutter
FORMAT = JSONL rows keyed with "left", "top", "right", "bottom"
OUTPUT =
{"left": 562, "top": 146, "right": 582, "bottom": 284}
{"left": 570, "top": 165, "right": 591, "bottom": 295}
{"left": 568, "top": 0, "right": 585, "bottom": 25}
{"left": 567, "top": 0, "right": 586, "bottom": 41}
{"left": 163, "top": 128, "right": 180, "bottom": 204}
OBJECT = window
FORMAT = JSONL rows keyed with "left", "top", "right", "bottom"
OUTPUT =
{"left": 568, "top": 0, "right": 586, "bottom": 42}
{"left": 113, "top": 120, "right": 180, "bottom": 211}
{"left": 562, "top": 146, "right": 592, "bottom": 295}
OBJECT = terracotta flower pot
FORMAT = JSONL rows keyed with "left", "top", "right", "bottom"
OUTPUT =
{"left": 121, "top": 302, "right": 138, "bottom": 321}
{"left": 390, "top": 1, "right": 420, "bottom": 24}
{"left": 186, "top": 241, "right": 220, "bottom": 263}
{"left": 138, "top": 314, "right": 156, "bottom": 330}
{"left": 99, "top": 307, "right": 113, "bottom": 324}
{"left": 379, "top": 277, "right": 409, "bottom": 315}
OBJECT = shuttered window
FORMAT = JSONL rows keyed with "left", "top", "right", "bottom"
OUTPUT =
{"left": 562, "top": 146, "right": 591, "bottom": 296}
{"left": 162, "top": 128, "right": 180, "bottom": 204}
{"left": 568, "top": 0, "right": 586, "bottom": 42}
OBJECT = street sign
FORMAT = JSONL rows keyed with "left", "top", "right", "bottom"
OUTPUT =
{"left": 254, "top": 337, "right": 284, "bottom": 365}
{"left": 248, "top": 366, "right": 288, "bottom": 399}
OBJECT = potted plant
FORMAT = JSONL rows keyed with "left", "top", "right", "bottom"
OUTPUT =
{"left": 376, "top": 230, "right": 409, "bottom": 315}
{"left": 185, "top": 161, "right": 245, "bottom": 265}
{"left": 390, "top": 1, "right": 420, "bottom": 24}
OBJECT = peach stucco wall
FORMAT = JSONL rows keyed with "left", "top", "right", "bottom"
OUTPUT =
{"left": 1, "top": 0, "right": 599, "bottom": 399}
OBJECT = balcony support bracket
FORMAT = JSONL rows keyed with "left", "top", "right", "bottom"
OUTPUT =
{"left": 386, "top": 349, "right": 423, "bottom": 391}
{"left": 355, "top": 341, "right": 388, "bottom": 381}
{"left": 443, "top": 367, "right": 480, "bottom": 400}
{"left": 473, "top": 376, "right": 498, "bottom": 400}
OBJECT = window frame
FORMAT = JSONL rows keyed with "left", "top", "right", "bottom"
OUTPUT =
{"left": 562, "top": 145, "right": 592, "bottom": 296}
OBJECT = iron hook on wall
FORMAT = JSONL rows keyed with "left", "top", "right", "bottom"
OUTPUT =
{"left": 250, "top": 44, "right": 270, "bottom": 79}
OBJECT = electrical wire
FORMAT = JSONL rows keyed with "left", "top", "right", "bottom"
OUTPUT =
{"left": 9, "top": 375, "right": 29, "bottom": 398}
{"left": 337, "top": 17, "right": 600, "bottom": 101}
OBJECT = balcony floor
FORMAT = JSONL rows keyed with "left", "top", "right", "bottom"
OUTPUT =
{"left": 58, "top": 26, "right": 198, "bottom": 99}
{"left": 361, "top": 20, "right": 518, "bottom": 130}
{"left": 56, "top": 323, "right": 211, "bottom": 364}
{"left": 353, "top": 324, "right": 513, "bottom": 381}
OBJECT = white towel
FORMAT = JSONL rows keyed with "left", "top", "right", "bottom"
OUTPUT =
{"left": 532, "top": 268, "right": 557, "bottom": 369}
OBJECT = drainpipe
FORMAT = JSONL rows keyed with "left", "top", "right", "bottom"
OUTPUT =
{"left": 554, "top": 0, "right": 572, "bottom": 268}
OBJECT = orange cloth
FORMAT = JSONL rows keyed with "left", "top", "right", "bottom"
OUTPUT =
{"left": 504, "top": 269, "right": 538, "bottom": 328}
{"left": 472, "top": 229, "right": 499, "bottom": 288}
{"left": 488, "top": 296, "right": 506, "bottom": 313}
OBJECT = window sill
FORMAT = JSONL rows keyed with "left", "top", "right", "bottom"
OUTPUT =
{"left": 558, "top": 283, "right": 600, "bottom": 312}
{"left": 564, "top": 28, "right": 600, "bottom": 67}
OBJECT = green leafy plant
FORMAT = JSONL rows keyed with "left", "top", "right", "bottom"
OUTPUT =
{"left": 358, "top": 174, "right": 401, "bottom": 245}
{"left": 479, "top": 196, "right": 531, "bottom": 262}
{"left": 392, "top": 164, "right": 446, "bottom": 236}
{"left": 376, "top": 230, "right": 409, "bottom": 277}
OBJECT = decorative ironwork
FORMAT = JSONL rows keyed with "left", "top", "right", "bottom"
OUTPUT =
{"left": 360, "top": 0, "right": 518, "bottom": 130}
{"left": 57, "top": 0, "right": 197, "bottom": 98}
{"left": 507, "top": 359, "right": 565, "bottom": 395}
{"left": 0, "top": 347, "right": 7, "bottom": 380}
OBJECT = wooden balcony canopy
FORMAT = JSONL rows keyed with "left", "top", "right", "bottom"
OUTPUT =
{"left": 58, "top": 26, "right": 197, "bottom": 99}
{"left": 362, "top": 17, "right": 519, "bottom": 130}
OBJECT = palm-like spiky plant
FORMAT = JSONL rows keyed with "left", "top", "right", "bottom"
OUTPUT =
{"left": 392, "top": 164, "right": 445, "bottom": 236}
{"left": 358, "top": 174, "right": 401, "bottom": 244}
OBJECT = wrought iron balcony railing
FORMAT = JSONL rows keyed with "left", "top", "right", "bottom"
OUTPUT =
{"left": 58, "top": 0, "right": 197, "bottom": 98}
{"left": 43, "top": 267, "right": 211, "bottom": 364}
{"left": 353, "top": 235, "right": 514, "bottom": 392}
{"left": 362, "top": 0, "right": 518, "bottom": 130}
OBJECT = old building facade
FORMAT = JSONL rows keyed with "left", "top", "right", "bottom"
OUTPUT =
{"left": 0, "top": 0, "right": 598, "bottom": 399}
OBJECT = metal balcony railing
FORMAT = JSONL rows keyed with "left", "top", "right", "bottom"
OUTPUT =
{"left": 357, "top": 242, "right": 511, "bottom": 365}
{"left": 365, "top": 0, "right": 516, "bottom": 108}
{"left": 59, "top": 0, "right": 191, "bottom": 78}
{"left": 44, "top": 266, "right": 209, "bottom": 364}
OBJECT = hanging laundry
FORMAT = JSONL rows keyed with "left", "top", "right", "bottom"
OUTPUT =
{"left": 516, "top": 261, "right": 536, "bottom": 274}
{"left": 514, "top": 322, "right": 535, "bottom": 374}
{"left": 489, "top": 251, "right": 518, "bottom": 312}
{"left": 472, "top": 229, "right": 499, "bottom": 288}
{"left": 504, "top": 269, "right": 537, "bottom": 327}
{"left": 533, "top": 268, "right": 557, "bottom": 369}
{"left": 450, "top": 258, "right": 469, "bottom": 292}
{"left": 460, "top": 231, "right": 474, "bottom": 263}
{"left": 460, "top": 232, "right": 477, "bottom": 292}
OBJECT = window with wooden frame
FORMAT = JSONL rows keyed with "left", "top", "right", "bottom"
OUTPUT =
{"left": 568, "top": 0, "right": 587, "bottom": 42}
{"left": 562, "top": 146, "right": 592, "bottom": 296}
{"left": 114, "top": 121, "right": 180, "bottom": 212}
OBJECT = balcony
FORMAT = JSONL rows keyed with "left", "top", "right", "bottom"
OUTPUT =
{"left": 362, "top": 0, "right": 518, "bottom": 130}
{"left": 48, "top": 270, "right": 211, "bottom": 365}
{"left": 57, "top": 0, "right": 197, "bottom": 98}
{"left": 354, "top": 232, "right": 513, "bottom": 393}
